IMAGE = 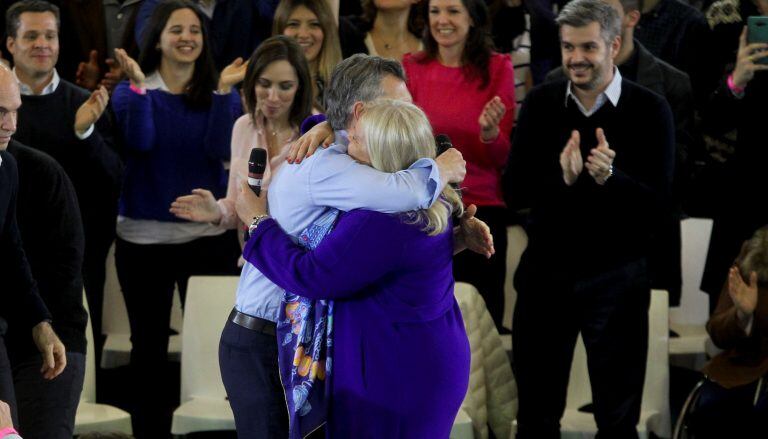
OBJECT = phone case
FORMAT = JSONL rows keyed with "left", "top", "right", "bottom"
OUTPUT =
{"left": 748, "top": 16, "right": 768, "bottom": 65}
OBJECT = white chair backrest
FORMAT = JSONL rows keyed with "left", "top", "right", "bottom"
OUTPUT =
{"left": 672, "top": 218, "right": 713, "bottom": 325}
{"left": 644, "top": 290, "right": 671, "bottom": 436}
{"left": 180, "top": 276, "right": 238, "bottom": 403}
{"left": 503, "top": 225, "right": 528, "bottom": 331}
{"left": 566, "top": 290, "right": 670, "bottom": 434}
{"left": 102, "top": 243, "right": 129, "bottom": 335}
{"left": 81, "top": 291, "right": 96, "bottom": 403}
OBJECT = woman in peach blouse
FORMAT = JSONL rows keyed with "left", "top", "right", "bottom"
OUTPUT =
{"left": 171, "top": 36, "right": 314, "bottom": 231}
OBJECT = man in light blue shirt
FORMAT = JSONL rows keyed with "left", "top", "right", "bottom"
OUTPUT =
{"left": 219, "top": 54, "right": 468, "bottom": 438}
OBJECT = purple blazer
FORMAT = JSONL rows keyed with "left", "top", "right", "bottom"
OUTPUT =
{"left": 244, "top": 209, "right": 470, "bottom": 438}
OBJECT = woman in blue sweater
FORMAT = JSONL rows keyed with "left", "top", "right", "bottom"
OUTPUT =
{"left": 111, "top": 1, "right": 244, "bottom": 436}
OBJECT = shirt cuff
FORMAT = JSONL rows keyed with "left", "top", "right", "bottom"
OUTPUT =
{"left": 410, "top": 157, "right": 442, "bottom": 208}
{"left": 75, "top": 124, "right": 94, "bottom": 140}
{"left": 742, "top": 314, "right": 754, "bottom": 336}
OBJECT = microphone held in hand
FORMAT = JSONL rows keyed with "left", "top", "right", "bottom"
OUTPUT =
{"left": 248, "top": 147, "right": 267, "bottom": 196}
{"left": 435, "top": 134, "right": 453, "bottom": 156}
{"left": 435, "top": 134, "right": 462, "bottom": 198}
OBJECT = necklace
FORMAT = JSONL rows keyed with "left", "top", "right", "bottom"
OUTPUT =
{"left": 371, "top": 31, "right": 403, "bottom": 53}
{"left": 267, "top": 126, "right": 293, "bottom": 144}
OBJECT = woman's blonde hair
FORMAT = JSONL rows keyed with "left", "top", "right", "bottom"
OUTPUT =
{"left": 357, "top": 99, "right": 463, "bottom": 235}
{"left": 273, "top": 0, "right": 342, "bottom": 109}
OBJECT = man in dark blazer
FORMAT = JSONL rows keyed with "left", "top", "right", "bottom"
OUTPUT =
{"left": 545, "top": 0, "right": 697, "bottom": 306}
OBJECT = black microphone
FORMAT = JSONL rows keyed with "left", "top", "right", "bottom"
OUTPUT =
{"left": 435, "top": 134, "right": 462, "bottom": 199}
{"left": 248, "top": 147, "right": 267, "bottom": 196}
{"left": 435, "top": 133, "right": 453, "bottom": 156}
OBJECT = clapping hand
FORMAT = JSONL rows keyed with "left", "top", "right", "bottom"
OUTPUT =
{"left": 560, "top": 130, "right": 583, "bottom": 186}
{"left": 114, "top": 48, "right": 145, "bottom": 88}
{"left": 218, "top": 57, "right": 248, "bottom": 94}
{"left": 100, "top": 58, "right": 123, "bottom": 93}
{"left": 478, "top": 96, "right": 506, "bottom": 142}
{"left": 458, "top": 204, "right": 494, "bottom": 258}
{"left": 728, "top": 266, "right": 758, "bottom": 325}
{"left": 74, "top": 86, "right": 109, "bottom": 136}
{"left": 170, "top": 189, "right": 221, "bottom": 223}
{"left": 76, "top": 49, "right": 101, "bottom": 90}
{"left": 584, "top": 128, "right": 615, "bottom": 185}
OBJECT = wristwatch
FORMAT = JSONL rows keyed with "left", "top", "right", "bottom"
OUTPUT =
{"left": 248, "top": 214, "right": 270, "bottom": 235}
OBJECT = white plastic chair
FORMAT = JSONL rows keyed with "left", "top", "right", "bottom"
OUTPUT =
{"left": 669, "top": 218, "right": 714, "bottom": 356}
{"left": 101, "top": 242, "right": 183, "bottom": 368}
{"left": 171, "top": 276, "right": 238, "bottom": 436}
{"left": 74, "top": 293, "right": 133, "bottom": 435}
{"left": 560, "top": 289, "right": 671, "bottom": 439}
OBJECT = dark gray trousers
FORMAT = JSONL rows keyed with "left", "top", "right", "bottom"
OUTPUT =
{"left": 12, "top": 352, "right": 85, "bottom": 439}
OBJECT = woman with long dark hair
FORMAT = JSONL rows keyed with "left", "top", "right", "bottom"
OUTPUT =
{"left": 403, "top": 0, "right": 515, "bottom": 329}
{"left": 170, "top": 36, "right": 313, "bottom": 239}
{"left": 111, "top": 1, "right": 243, "bottom": 435}
{"left": 272, "top": 0, "right": 341, "bottom": 110}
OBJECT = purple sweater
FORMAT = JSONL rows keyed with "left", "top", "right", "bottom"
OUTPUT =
{"left": 111, "top": 81, "right": 241, "bottom": 221}
{"left": 244, "top": 210, "right": 470, "bottom": 438}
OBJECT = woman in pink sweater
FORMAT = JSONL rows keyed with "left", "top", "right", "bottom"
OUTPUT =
{"left": 171, "top": 36, "right": 314, "bottom": 234}
{"left": 403, "top": 0, "right": 514, "bottom": 328}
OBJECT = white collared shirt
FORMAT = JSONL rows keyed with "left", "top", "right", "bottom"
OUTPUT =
{"left": 197, "top": 0, "right": 217, "bottom": 18}
{"left": 13, "top": 67, "right": 94, "bottom": 139}
{"left": 14, "top": 67, "right": 60, "bottom": 96}
{"left": 565, "top": 67, "right": 622, "bottom": 117}
{"left": 144, "top": 71, "right": 170, "bottom": 92}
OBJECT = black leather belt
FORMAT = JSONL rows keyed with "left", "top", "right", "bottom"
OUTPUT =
{"left": 229, "top": 308, "right": 276, "bottom": 336}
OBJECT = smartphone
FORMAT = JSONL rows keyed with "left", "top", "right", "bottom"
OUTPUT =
{"left": 748, "top": 16, "right": 768, "bottom": 65}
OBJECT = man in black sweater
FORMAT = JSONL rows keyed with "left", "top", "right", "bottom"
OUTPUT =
{"left": 5, "top": 1, "right": 122, "bottom": 356}
{"left": 5, "top": 138, "right": 87, "bottom": 439}
{"left": 505, "top": 1, "right": 675, "bottom": 437}
{"left": 544, "top": 0, "right": 697, "bottom": 306}
{"left": 0, "top": 64, "right": 67, "bottom": 430}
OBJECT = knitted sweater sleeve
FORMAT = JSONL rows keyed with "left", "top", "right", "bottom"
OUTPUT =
{"left": 112, "top": 81, "right": 157, "bottom": 152}
{"left": 203, "top": 91, "right": 242, "bottom": 162}
{"left": 0, "top": 153, "right": 52, "bottom": 329}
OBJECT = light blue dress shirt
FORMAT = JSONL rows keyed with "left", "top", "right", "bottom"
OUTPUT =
{"left": 234, "top": 132, "right": 443, "bottom": 321}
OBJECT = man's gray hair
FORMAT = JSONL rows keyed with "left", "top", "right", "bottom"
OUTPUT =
{"left": 556, "top": 0, "right": 622, "bottom": 46}
{"left": 324, "top": 54, "right": 406, "bottom": 131}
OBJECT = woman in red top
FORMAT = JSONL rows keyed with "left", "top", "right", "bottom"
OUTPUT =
{"left": 402, "top": 0, "right": 514, "bottom": 328}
